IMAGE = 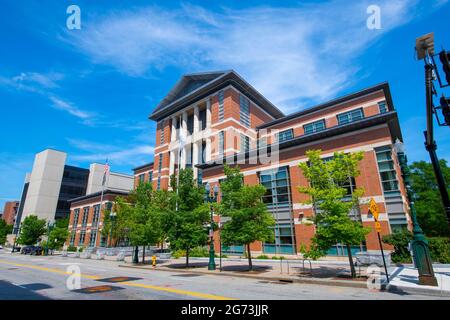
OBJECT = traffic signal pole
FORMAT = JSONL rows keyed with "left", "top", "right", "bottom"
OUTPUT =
{"left": 423, "top": 62, "right": 450, "bottom": 228}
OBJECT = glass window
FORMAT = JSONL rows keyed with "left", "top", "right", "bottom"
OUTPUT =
{"left": 218, "top": 90, "right": 224, "bottom": 122}
{"left": 159, "top": 121, "right": 165, "bottom": 144}
{"left": 72, "top": 209, "right": 80, "bottom": 228}
{"left": 70, "top": 232, "right": 76, "bottom": 246}
{"left": 240, "top": 134, "right": 250, "bottom": 153}
{"left": 199, "top": 109, "right": 206, "bottom": 131}
{"left": 277, "top": 129, "right": 294, "bottom": 143}
{"left": 304, "top": 119, "right": 326, "bottom": 135}
{"left": 81, "top": 207, "right": 89, "bottom": 227}
{"left": 375, "top": 146, "right": 400, "bottom": 195}
{"left": 92, "top": 205, "right": 100, "bottom": 227}
{"left": 89, "top": 231, "right": 97, "bottom": 247}
{"left": 337, "top": 108, "right": 364, "bottom": 125}
{"left": 148, "top": 171, "right": 153, "bottom": 183}
{"left": 378, "top": 101, "right": 388, "bottom": 114}
{"left": 218, "top": 131, "right": 224, "bottom": 156}
{"left": 239, "top": 94, "right": 250, "bottom": 127}
{"left": 79, "top": 231, "right": 86, "bottom": 246}
{"left": 138, "top": 174, "right": 145, "bottom": 184}
{"left": 187, "top": 114, "right": 194, "bottom": 135}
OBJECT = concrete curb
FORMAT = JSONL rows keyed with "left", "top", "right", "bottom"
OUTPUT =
{"left": 118, "top": 264, "right": 368, "bottom": 289}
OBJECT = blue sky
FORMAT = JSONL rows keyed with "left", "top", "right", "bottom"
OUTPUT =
{"left": 0, "top": 0, "right": 449, "bottom": 209}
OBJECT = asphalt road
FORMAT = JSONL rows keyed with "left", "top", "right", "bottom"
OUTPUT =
{"left": 0, "top": 250, "right": 443, "bottom": 300}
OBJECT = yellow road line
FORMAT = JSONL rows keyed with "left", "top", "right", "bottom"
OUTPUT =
{"left": 0, "top": 259, "right": 234, "bottom": 300}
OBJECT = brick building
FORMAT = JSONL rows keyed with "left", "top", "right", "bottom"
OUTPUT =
{"left": 1, "top": 201, "right": 20, "bottom": 226}
{"left": 67, "top": 190, "right": 129, "bottom": 248}
{"left": 137, "top": 70, "right": 410, "bottom": 256}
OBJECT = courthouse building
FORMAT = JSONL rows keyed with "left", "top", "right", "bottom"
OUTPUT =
{"left": 138, "top": 70, "right": 410, "bottom": 256}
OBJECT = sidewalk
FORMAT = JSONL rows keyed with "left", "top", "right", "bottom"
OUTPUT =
{"left": 386, "top": 265, "right": 450, "bottom": 297}
{"left": 119, "top": 257, "right": 373, "bottom": 289}
{"left": 118, "top": 257, "right": 450, "bottom": 297}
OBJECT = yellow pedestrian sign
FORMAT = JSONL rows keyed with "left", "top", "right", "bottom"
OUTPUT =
{"left": 374, "top": 221, "right": 382, "bottom": 233}
{"left": 369, "top": 198, "right": 379, "bottom": 221}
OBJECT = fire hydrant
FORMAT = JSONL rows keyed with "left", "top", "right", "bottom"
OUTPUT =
{"left": 151, "top": 255, "right": 157, "bottom": 267}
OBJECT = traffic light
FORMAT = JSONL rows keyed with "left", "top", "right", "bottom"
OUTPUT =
{"left": 439, "top": 50, "right": 450, "bottom": 84}
{"left": 440, "top": 96, "right": 450, "bottom": 125}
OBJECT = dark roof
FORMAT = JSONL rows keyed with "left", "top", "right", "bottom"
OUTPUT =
{"left": 257, "top": 82, "right": 393, "bottom": 129}
{"left": 132, "top": 162, "right": 154, "bottom": 172}
{"left": 197, "top": 111, "right": 402, "bottom": 170}
{"left": 68, "top": 189, "right": 129, "bottom": 203}
{"left": 149, "top": 70, "right": 285, "bottom": 121}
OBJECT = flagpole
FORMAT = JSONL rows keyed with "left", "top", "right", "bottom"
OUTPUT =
{"left": 176, "top": 115, "right": 182, "bottom": 212}
{"left": 95, "top": 160, "right": 108, "bottom": 248}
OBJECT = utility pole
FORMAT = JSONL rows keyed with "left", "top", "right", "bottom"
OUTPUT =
{"left": 415, "top": 33, "right": 450, "bottom": 228}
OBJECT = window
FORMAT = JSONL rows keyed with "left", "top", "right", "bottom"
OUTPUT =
{"left": 157, "top": 177, "right": 161, "bottom": 190}
{"left": 72, "top": 209, "right": 80, "bottom": 228}
{"left": 100, "top": 235, "right": 107, "bottom": 247}
{"left": 92, "top": 204, "right": 100, "bottom": 227}
{"left": 218, "top": 90, "right": 224, "bottom": 122}
{"left": 375, "top": 146, "right": 400, "bottom": 195}
{"left": 159, "top": 121, "right": 165, "bottom": 144}
{"left": 158, "top": 154, "right": 163, "bottom": 173}
{"left": 277, "top": 129, "right": 294, "bottom": 143}
{"left": 257, "top": 136, "right": 267, "bottom": 150}
{"left": 81, "top": 207, "right": 89, "bottom": 227}
{"left": 239, "top": 94, "right": 250, "bottom": 127}
{"left": 218, "top": 131, "right": 224, "bottom": 156}
{"left": 378, "top": 101, "right": 388, "bottom": 114}
{"left": 259, "top": 167, "right": 291, "bottom": 207}
{"left": 79, "top": 231, "right": 86, "bottom": 246}
{"left": 240, "top": 134, "right": 250, "bottom": 153}
{"left": 187, "top": 114, "right": 194, "bottom": 135}
{"left": 148, "top": 171, "right": 153, "bottom": 183}
{"left": 138, "top": 174, "right": 145, "bottom": 184}
{"left": 69, "top": 232, "right": 76, "bottom": 246}
{"left": 89, "top": 231, "right": 97, "bottom": 247}
{"left": 304, "top": 119, "right": 326, "bottom": 135}
{"left": 337, "top": 108, "right": 364, "bottom": 125}
{"left": 199, "top": 109, "right": 206, "bottom": 131}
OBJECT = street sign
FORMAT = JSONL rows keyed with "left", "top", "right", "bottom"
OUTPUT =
{"left": 369, "top": 198, "right": 379, "bottom": 220}
{"left": 375, "top": 221, "right": 382, "bottom": 233}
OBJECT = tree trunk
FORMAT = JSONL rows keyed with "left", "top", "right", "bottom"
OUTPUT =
{"left": 247, "top": 244, "right": 253, "bottom": 271}
{"left": 185, "top": 247, "right": 190, "bottom": 268}
{"left": 346, "top": 244, "right": 356, "bottom": 278}
{"left": 142, "top": 246, "right": 146, "bottom": 264}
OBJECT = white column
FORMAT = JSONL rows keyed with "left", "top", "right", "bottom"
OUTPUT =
{"left": 192, "top": 141, "right": 199, "bottom": 179}
{"left": 206, "top": 98, "right": 211, "bottom": 129}
{"left": 169, "top": 150, "right": 175, "bottom": 177}
{"left": 193, "top": 105, "right": 199, "bottom": 135}
{"left": 182, "top": 111, "right": 188, "bottom": 138}
{"left": 171, "top": 116, "right": 176, "bottom": 142}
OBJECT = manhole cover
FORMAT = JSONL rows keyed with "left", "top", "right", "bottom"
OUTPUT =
{"left": 72, "top": 285, "right": 124, "bottom": 294}
{"left": 96, "top": 276, "right": 142, "bottom": 283}
{"left": 172, "top": 273, "right": 203, "bottom": 277}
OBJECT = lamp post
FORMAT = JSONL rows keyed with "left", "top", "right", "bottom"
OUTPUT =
{"left": 394, "top": 139, "right": 438, "bottom": 286}
{"left": 108, "top": 210, "right": 116, "bottom": 248}
{"left": 45, "top": 222, "right": 54, "bottom": 256}
{"left": 205, "top": 183, "right": 219, "bottom": 270}
{"left": 11, "top": 223, "right": 22, "bottom": 254}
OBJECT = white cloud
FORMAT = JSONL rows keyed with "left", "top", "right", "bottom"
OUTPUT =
{"left": 68, "top": 0, "right": 446, "bottom": 112}
{"left": 49, "top": 96, "right": 93, "bottom": 119}
{"left": 12, "top": 72, "right": 64, "bottom": 89}
{"left": 70, "top": 144, "right": 154, "bottom": 167}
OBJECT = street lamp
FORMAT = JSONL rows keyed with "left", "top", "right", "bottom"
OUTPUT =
{"left": 205, "top": 183, "right": 219, "bottom": 271}
{"left": 45, "top": 222, "right": 54, "bottom": 256}
{"left": 108, "top": 211, "right": 117, "bottom": 248}
{"left": 394, "top": 139, "right": 438, "bottom": 286}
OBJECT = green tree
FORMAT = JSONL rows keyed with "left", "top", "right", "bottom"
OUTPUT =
{"left": 102, "top": 200, "right": 130, "bottom": 247}
{"left": 218, "top": 165, "right": 275, "bottom": 271}
{"left": 17, "top": 215, "right": 47, "bottom": 245}
{"left": 167, "top": 168, "right": 209, "bottom": 267}
{"left": 47, "top": 218, "right": 69, "bottom": 250}
{"left": 0, "top": 220, "right": 13, "bottom": 245}
{"left": 409, "top": 160, "right": 450, "bottom": 237}
{"left": 298, "top": 150, "right": 370, "bottom": 278}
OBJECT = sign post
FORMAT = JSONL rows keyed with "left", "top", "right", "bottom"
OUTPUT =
{"left": 368, "top": 198, "right": 389, "bottom": 283}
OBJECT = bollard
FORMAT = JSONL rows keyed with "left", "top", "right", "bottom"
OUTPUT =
{"left": 152, "top": 255, "right": 157, "bottom": 267}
